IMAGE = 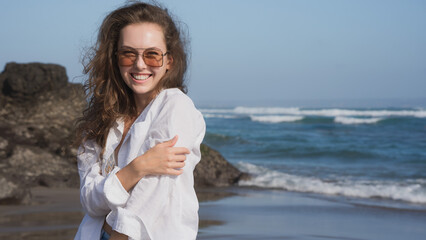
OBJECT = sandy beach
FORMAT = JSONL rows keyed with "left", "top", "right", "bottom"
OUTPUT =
{"left": 0, "top": 187, "right": 228, "bottom": 239}
{"left": 198, "top": 187, "right": 426, "bottom": 240}
{"left": 0, "top": 187, "right": 82, "bottom": 240}
{"left": 1, "top": 186, "right": 425, "bottom": 240}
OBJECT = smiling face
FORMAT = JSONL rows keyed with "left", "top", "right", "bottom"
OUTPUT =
{"left": 117, "top": 22, "right": 171, "bottom": 106}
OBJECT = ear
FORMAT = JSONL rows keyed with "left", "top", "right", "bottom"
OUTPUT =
{"left": 166, "top": 55, "right": 173, "bottom": 70}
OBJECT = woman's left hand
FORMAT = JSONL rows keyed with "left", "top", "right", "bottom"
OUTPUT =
{"left": 116, "top": 135, "right": 189, "bottom": 192}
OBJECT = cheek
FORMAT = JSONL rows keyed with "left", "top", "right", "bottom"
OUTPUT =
{"left": 118, "top": 66, "right": 128, "bottom": 79}
{"left": 153, "top": 68, "right": 167, "bottom": 80}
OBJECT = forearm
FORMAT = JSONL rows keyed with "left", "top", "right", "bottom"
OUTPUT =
{"left": 115, "top": 160, "right": 145, "bottom": 192}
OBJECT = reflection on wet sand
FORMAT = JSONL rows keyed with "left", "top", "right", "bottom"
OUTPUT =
{"left": 0, "top": 187, "right": 234, "bottom": 239}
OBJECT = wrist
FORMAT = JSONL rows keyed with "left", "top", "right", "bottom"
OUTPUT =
{"left": 116, "top": 158, "right": 146, "bottom": 192}
{"left": 131, "top": 155, "right": 147, "bottom": 178}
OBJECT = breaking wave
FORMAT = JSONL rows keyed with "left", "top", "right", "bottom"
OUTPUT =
{"left": 334, "top": 116, "right": 383, "bottom": 125}
{"left": 250, "top": 115, "right": 304, "bottom": 123}
{"left": 233, "top": 107, "right": 426, "bottom": 118}
{"left": 237, "top": 162, "right": 426, "bottom": 204}
{"left": 200, "top": 107, "right": 426, "bottom": 124}
{"left": 200, "top": 107, "right": 426, "bottom": 118}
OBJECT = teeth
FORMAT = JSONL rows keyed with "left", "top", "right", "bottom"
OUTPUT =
{"left": 132, "top": 74, "right": 150, "bottom": 80}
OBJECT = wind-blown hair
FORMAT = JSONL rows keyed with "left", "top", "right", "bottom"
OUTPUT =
{"left": 74, "top": 2, "right": 188, "bottom": 156}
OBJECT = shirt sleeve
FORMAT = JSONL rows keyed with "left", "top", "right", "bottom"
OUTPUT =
{"left": 106, "top": 92, "right": 206, "bottom": 240}
{"left": 77, "top": 139, "right": 131, "bottom": 217}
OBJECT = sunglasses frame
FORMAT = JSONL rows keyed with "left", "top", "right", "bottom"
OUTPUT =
{"left": 116, "top": 47, "right": 169, "bottom": 67}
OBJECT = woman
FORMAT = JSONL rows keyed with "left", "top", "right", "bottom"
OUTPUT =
{"left": 74, "top": 2, "right": 205, "bottom": 240}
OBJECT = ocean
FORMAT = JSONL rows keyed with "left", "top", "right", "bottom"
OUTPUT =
{"left": 200, "top": 106, "right": 426, "bottom": 209}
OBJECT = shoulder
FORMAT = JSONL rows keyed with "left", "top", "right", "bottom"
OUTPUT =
{"left": 159, "top": 88, "right": 197, "bottom": 112}
{"left": 153, "top": 88, "right": 204, "bottom": 128}
{"left": 151, "top": 89, "right": 205, "bottom": 146}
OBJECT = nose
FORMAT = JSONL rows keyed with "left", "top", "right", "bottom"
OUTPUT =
{"left": 134, "top": 54, "right": 147, "bottom": 69}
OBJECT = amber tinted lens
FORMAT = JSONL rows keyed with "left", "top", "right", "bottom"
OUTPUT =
{"left": 143, "top": 49, "right": 163, "bottom": 67}
{"left": 117, "top": 51, "right": 137, "bottom": 66}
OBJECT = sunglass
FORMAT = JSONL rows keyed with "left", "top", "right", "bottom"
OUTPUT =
{"left": 116, "top": 47, "right": 168, "bottom": 67}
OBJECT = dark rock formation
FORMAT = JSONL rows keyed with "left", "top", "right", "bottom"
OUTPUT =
{"left": 0, "top": 62, "right": 85, "bottom": 204}
{"left": 0, "top": 62, "right": 247, "bottom": 205}
{"left": 195, "top": 144, "right": 249, "bottom": 188}
{"left": 1, "top": 62, "right": 68, "bottom": 100}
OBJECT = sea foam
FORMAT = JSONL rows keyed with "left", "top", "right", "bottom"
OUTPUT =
{"left": 334, "top": 116, "right": 382, "bottom": 125}
{"left": 237, "top": 162, "right": 426, "bottom": 204}
{"left": 200, "top": 107, "right": 426, "bottom": 123}
{"left": 250, "top": 115, "right": 304, "bottom": 123}
{"left": 232, "top": 107, "right": 426, "bottom": 118}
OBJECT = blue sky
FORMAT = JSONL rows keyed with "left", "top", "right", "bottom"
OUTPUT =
{"left": 1, "top": 0, "right": 425, "bottom": 107}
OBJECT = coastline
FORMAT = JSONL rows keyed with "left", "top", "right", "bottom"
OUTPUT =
{"left": 1, "top": 186, "right": 426, "bottom": 239}
{"left": 198, "top": 187, "right": 426, "bottom": 240}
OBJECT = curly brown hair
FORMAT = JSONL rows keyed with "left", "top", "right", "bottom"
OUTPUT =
{"left": 74, "top": 2, "right": 189, "bottom": 157}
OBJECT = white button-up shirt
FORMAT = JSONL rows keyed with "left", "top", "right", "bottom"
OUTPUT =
{"left": 74, "top": 88, "right": 206, "bottom": 240}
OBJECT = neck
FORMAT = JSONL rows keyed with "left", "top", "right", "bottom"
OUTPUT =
{"left": 133, "top": 90, "right": 158, "bottom": 115}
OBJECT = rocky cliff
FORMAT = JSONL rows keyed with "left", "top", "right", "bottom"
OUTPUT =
{"left": 0, "top": 62, "right": 247, "bottom": 204}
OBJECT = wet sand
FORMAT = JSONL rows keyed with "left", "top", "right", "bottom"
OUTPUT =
{"left": 0, "top": 187, "right": 82, "bottom": 240}
{"left": 198, "top": 187, "right": 426, "bottom": 240}
{"left": 0, "top": 187, "right": 228, "bottom": 239}
{"left": 1, "top": 187, "right": 426, "bottom": 240}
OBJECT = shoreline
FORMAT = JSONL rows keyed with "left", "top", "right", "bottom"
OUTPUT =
{"left": 198, "top": 187, "right": 426, "bottom": 240}
{"left": 1, "top": 186, "right": 426, "bottom": 240}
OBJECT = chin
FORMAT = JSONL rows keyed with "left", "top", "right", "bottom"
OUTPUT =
{"left": 133, "top": 86, "right": 158, "bottom": 97}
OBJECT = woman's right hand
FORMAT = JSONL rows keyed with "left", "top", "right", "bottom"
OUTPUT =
{"left": 116, "top": 135, "right": 190, "bottom": 192}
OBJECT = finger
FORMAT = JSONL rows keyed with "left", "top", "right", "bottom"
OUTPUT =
{"left": 168, "top": 168, "right": 184, "bottom": 176}
{"left": 163, "top": 135, "right": 178, "bottom": 147}
{"left": 170, "top": 147, "right": 190, "bottom": 155}
{"left": 173, "top": 154, "right": 187, "bottom": 162}
{"left": 169, "top": 161, "right": 185, "bottom": 169}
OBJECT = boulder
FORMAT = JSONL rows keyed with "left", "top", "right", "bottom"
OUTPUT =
{"left": 0, "top": 62, "right": 85, "bottom": 168}
{"left": 195, "top": 144, "right": 249, "bottom": 187}
{"left": 0, "top": 62, "right": 84, "bottom": 204}
{"left": 0, "top": 62, "right": 68, "bottom": 99}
